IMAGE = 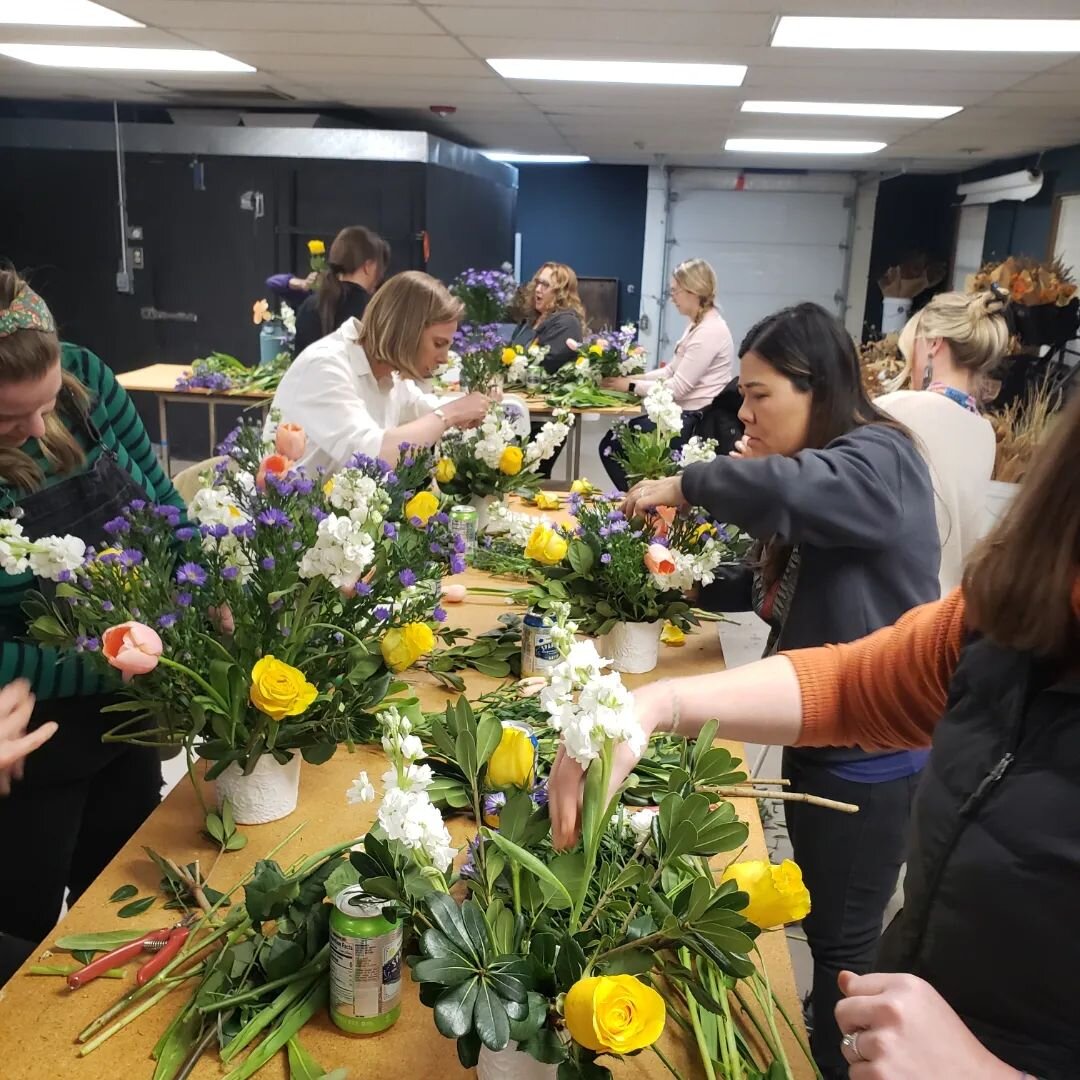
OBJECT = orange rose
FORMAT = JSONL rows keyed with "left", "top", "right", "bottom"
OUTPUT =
{"left": 256, "top": 453, "right": 292, "bottom": 492}
{"left": 644, "top": 543, "right": 675, "bottom": 576}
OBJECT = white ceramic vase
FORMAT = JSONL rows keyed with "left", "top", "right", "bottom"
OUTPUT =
{"left": 214, "top": 752, "right": 301, "bottom": 825}
{"left": 470, "top": 493, "right": 502, "bottom": 534}
{"left": 880, "top": 297, "right": 913, "bottom": 335}
{"left": 476, "top": 1043, "right": 557, "bottom": 1080}
{"left": 598, "top": 620, "right": 662, "bottom": 674}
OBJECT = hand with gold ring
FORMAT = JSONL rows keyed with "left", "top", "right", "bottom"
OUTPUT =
{"left": 622, "top": 475, "right": 687, "bottom": 520}
{"left": 835, "top": 971, "right": 1020, "bottom": 1078}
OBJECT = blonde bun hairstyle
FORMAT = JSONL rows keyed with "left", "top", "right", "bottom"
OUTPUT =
{"left": 672, "top": 258, "right": 717, "bottom": 325}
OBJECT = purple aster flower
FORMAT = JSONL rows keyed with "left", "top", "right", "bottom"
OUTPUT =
{"left": 432, "top": 606, "right": 447, "bottom": 623}
{"left": 157, "top": 613, "right": 179, "bottom": 629}
{"left": 568, "top": 493, "right": 583, "bottom": 516}
{"left": 385, "top": 471, "right": 399, "bottom": 486}
{"left": 333, "top": 632, "right": 345, "bottom": 645}
{"left": 206, "top": 524, "right": 229, "bottom": 540}
{"left": 221, "top": 566, "right": 240, "bottom": 581}
{"left": 460, "top": 835, "right": 482, "bottom": 879}
{"left": 128, "top": 499, "right": 146, "bottom": 512}
{"left": 433, "top": 512, "right": 450, "bottom": 527}
{"left": 232, "top": 522, "right": 256, "bottom": 540}
{"left": 270, "top": 599, "right": 284, "bottom": 612}
{"left": 374, "top": 605, "right": 391, "bottom": 622}
{"left": 531, "top": 782, "right": 549, "bottom": 809}
{"left": 260, "top": 556, "right": 276, "bottom": 571}
{"left": 56, "top": 570, "right": 73, "bottom": 584}
{"left": 356, "top": 581, "right": 373, "bottom": 596}
{"left": 430, "top": 542, "right": 444, "bottom": 556}
{"left": 408, "top": 516, "right": 423, "bottom": 528}
{"left": 176, "top": 562, "right": 208, "bottom": 587}
{"left": 450, "top": 554, "right": 466, "bottom": 575}
{"left": 104, "top": 516, "right": 129, "bottom": 536}
{"left": 293, "top": 477, "right": 315, "bottom": 495}
{"left": 599, "top": 527, "right": 610, "bottom": 538}
{"left": 312, "top": 508, "right": 328, "bottom": 523}
{"left": 383, "top": 522, "right": 398, "bottom": 540}
{"left": 75, "top": 635, "right": 100, "bottom": 652}
{"left": 291, "top": 540, "right": 302, "bottom": 551}
{"left": 483, "top": 792, "right": 506, "bottom": 819}
{"left": 257, "top": 508, "right": 291, "bottom": 529}
{"left": 452, "top": 535, "right": 468, "bottom": 554}
{"left": 78, "top": 576, "right": 92, "bottom": 590}
{"left": 176, "top": 591, "right": 192, "bottom": 608}
{"left": 601, "top": 553, "right": 612, "bottom": 565}
{"left": 101, "top": 599, "right": 114, "bottom": 612}
{"left": 120, "top": 549, "right": 143, "bottom": 568}
{"left": 175, "top": 526, "right": 196, "bottom": 542}
{"left": 609, "top": 520, "right": 629, "bottom": 534}
{"left": 399, "top": 568, "right": 417, "bottom": 587}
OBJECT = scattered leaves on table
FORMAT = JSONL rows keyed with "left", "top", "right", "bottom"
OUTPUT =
{"left": 205, "top": 799, "right": 248, "bottom": 853}
{"left": 117, "top": 896, "right": 156, "bottom": 919}
{"left": 54, "top": 930, "right": 145, "bottom": 953}
{"left": 108, "top": 884, "right": 139, "bottom": 903}
{"left": 425, "top": 614, "right": 522, "bottom": 690}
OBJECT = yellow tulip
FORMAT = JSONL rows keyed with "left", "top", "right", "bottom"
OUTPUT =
{"left": 564, "top": 975, "right": 665, "bottom": 1055}
{"left": 498, "top": 446, "right": 524, "bottom": 476}
{"left": 501, "top": 347, "right": 518, "bottom": 366}
{"left": 524, "top": 524, "right": 568, "bottom": 566}
{"left": 307, "top": 239, "right": 326, "bottom": 255}
{"left": 694, "top": 522, "right": 717, "bottom": 543}
{"left": 405, "top": 490, "right": 440, "bottom": 526}
{"left": 660, "top": 622, "right": 685, "bottom": 647}
{"left": 533, "top": 491, "right": 561, "bottom": 511}
{"left": 249, "top": 656, "right": 318, "bottom": 721}
{"left": 486, "top": 724, "right": 535, "bottom": 788}
{"left": 380, "top": 622, "right": 436, "bottom": 672}
{"left": 721, "top": 859, "right": 811, "bottom": 930}
{"left": 435, "top": 458, "right": 457, "bottom": 485}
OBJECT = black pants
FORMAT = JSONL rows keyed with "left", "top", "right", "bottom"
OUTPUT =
{"left": 599, "top": 412, "right": 700, "bottom": 492}
{"left": 0, "top": 933, "right": 35, "bottom": 986}
{"left": 783, "top": 749, "right": 920, "bottom": 1080}
{"left": 0, "top": 695, "right": 163, "bottom": 945}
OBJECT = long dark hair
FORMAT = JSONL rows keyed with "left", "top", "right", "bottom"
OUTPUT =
{"left": 316, "top": 226, "right": 391, "bottom": 335}
{"left": 739, "top": 302, "right": 895, "bottom": 450}
{"left": 740, "top": 303, "right": 904, "bottom": 582}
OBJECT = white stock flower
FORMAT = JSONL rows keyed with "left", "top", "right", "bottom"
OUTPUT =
{"left": 678, "top": 436, "right": 719, "bottom": 467}
{"left": 346, "top": 770, "right": 376, "bottom": 805}
{"left": 279, "top": 301, "right": 296, "bottom": 336}
{"left": 0, "top": 519, "right": 29, "bottom": 575}
{"left": 27, "top": 535, "right": 87, "bottom": 580}
{"left": 397, "top": 734, "right": 424, "bottom": 763}
{"left": 382, "top": 762, "right": 434, "bottom": 794}
{"left": 298, "top": 513, "right": 376, "bottom": 589}
{"left": 188, "top": 486, "right": 246, "bottom": 527}
{"left": 377, "top": 787, "right": 455, "bottom": 872}
{"left": 525, "top": 410, "right": 573, "bottom": 465}
{"left": 326, "top": 468, "right": 386, "bottom": 524}
{"left": 629, "top": 807, "right": 658, "bottom": 838}
{"left": 643, "top": 381, "right": 683, "bottom": 441}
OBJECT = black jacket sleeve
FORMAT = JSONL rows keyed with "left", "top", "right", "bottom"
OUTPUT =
{"left": 292, "top": 295, "right": 322, "bottom": 358}
{"left": 536, "top": 311, "right": 585, "bottom": 375}
{"left": 681, "top": 424, "right": 926, "bottom": 550}
{"left": 697, "top": 563, "right": 754, "bottom": 613}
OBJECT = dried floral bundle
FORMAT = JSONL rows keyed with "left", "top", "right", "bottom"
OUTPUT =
{"left": 878, "top": 255, "right": 946, "bottom": 300}
{"left": 859, "top": 334, "right": 908, "bottom": 397}
{"left": 969, "top": 256, "right": 1078, "bottom": 308}
{"left": 991, "top": 378, "right": 1061, "bottom": 482}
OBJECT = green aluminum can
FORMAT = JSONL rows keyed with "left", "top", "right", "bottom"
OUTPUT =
{"left": 449, "top": 504, "right": 479, "bottom": 562}
{"left": 329, "top": 885, "right": 403, "bottom": 1035}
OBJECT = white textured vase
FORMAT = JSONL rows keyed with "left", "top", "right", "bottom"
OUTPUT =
{"left": 470, "top": 494, "right": 502, "bottom": 534}
{"left": 214, "top": 753, "right": 301, "bottom": 825}
{"left": 598, "top": 620, "right": 662, "bottom": 674}
{"left": 880, "top": 297, "right": 913, "bottom": 335}
{"left": 477, "top": 1043, "right": 557, "bottom": 1080}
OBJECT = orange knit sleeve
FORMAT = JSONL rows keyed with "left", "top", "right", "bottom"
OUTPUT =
{"left": 783, "top": 589, "right": 967, "bottom": 751}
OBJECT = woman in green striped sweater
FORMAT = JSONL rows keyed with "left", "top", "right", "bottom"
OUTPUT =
{"left": 0, "top": 270, "right": 184, "bottom": 947}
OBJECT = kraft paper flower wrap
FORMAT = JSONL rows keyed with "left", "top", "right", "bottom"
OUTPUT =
{"left": 23, "top": 417, "right": 467, "bottom": 781}
{"left": 340, "top": 603, "right": 816, "bottom": 1079}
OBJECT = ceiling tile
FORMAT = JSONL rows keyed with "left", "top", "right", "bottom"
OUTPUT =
{"left": 178, "top": 30, "right": 472, "bottom": 57}
{"left": 112, "top": 2, "right": 441, "bottom": 33}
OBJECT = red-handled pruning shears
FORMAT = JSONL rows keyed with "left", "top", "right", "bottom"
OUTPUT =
{"left": 67, "top": 915, "right": 198, "bottom": 991}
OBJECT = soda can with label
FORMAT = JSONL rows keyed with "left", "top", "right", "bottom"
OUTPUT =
{"left": 449, "top": 504, "right": 478, "bottom": 563}
{"left": 521, "top": 608, "right": 560, "bottom": 677}
{"left": 329, "top": 886, "right": 403, "bottom": 1035}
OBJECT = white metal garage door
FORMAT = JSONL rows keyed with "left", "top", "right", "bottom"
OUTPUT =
{"left": 658, "top": 170, "right": 857, "bottom": 367}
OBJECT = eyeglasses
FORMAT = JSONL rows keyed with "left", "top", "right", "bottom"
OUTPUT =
{"left": 535, "top": 280, "right": 553, "bottom": 290}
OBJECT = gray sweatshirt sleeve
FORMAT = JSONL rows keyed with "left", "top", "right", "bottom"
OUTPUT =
{"left": 681, "top": 424, "right": 924, "bottom": 550}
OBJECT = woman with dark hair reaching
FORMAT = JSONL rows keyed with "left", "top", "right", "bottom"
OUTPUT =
{"left": 618, "top": 301, "right": 942, "bottom": 1079}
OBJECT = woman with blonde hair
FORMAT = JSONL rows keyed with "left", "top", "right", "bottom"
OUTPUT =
{"left": 876, "top": 287, "right": 1008, "bottom": 592}
{"left": 509, "top": 262, "right": 586, "bottom": 375}
{"left": 0, "top": 269, "right": 182, "bottom": 953}
{"left": 600, "top": 258, "right": 735, "bottom": 489}
{"left": 271, "top": 270, "right": 493, "bottom": 471}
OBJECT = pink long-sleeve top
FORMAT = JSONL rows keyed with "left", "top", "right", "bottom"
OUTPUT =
{"left": 634, "top": 307, "right": 735, "bottom": 411}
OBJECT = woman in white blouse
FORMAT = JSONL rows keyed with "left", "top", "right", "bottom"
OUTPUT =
{"left": 600, "top": 258, "right": 734, "bottom": 489}
{"left": 270, "top": 271, "right": 492, "bottom": 472}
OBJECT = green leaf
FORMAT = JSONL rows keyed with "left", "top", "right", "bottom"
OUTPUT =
{"left": 221, "top": 798, "right": 236, "bottom": 836}
{"left": 424, "top": 893, "right": 481, "bottom": 964}
{"left": 433, "top": 977, "right": 479, "bottom": 1038}
{"left": 205, "top": 812, "right": 226, "bottom": 845}
{"left": 117, "top": 896, "right": 155, "bottom": 918}
{"left": 475, "top": 713, "right": 503, "bottom": 771}
{"left": 495, "top": 790, "right": 534, "bottom": 845}
{"left": 456, "top": 1032, "right": 481, "bottom": 1070}
{"left": 153, "top": 1008, "right": 203, "bottom": 1080}
{"left": 264, "top": 936, "right": 305, "bottom": 982}
{"left": 694, "top": 918, "right": 757, "bottom": 956}
{"left": 540, "top": 852, "right": 586, "bottom": 911}
{"left": 460, "top": 900, "right": 493, "bottom": 961}
{"left": 54, "top": 930, "right": 145, "bottom": 953}
{"left": 567, "top": 540, "right": 595, "bottom": 575}
{"left": 554, "top": 934, "right": 586, "bottom": 987}
{"left": 224, "top": 833, "right": 248, "bottom": 852}
{"left": 473, "top": 982, "right": 510, "bottom": 1051}
{"left": 244, "top": 860, "right": 300, "bottom": 923}
{"left": 485, "top": 832, "right": 572, "bottom": 908}
{"left": 608, "top": 862, "right": 650, "bottom": 894}
{"left": 509, "top": 991, "right": 548, "bottom": 1044}
{"left": 286, "top": 1035, "right": 327, "bottom": 1080}
{"left": 323, "top": 860, "right": 361, "bottom": 900}
{"left": 485, "top": 956, "right": 530, "bottom": 1003}
{"left": 521, "top": 1025, "right": 567, "bottom": 1066}
{"left": 454, "top": 729, "right": 478, "bottom": 785}
{"left": 600, "top": 949, "right": 655, "bottom": 976}
{"left": 108, "top": 884, "right": 138, "bottom": 903}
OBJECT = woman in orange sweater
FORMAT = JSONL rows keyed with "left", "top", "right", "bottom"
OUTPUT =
{"left": 550, "top": 390, "right": 1080, "bottom": 1080}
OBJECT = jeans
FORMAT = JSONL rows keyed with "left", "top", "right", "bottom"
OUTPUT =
{"left": 782, "top": 749, "right": 921, "bottom": 1080}
{"left": 599, "top": 411, "right": 701, "bottom": 492}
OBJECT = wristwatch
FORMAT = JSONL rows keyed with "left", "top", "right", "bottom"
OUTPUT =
{"left": 628, "top": 381, "right": 637, "bottom": 394}
{"left": 433, "top": 407, "right": 448, "bottom": 427}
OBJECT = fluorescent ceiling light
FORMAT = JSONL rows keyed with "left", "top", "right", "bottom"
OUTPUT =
{"left": 742, "top": 100, "right": 960, "bottom": 120}
{"left": 488, "top": 58, "right": 746, "bottom": 87}
{"left": 726, "top": 138, "right": 886, "bottom": 155}
{"left": 0, "top": 44, "right": 256, "bottom": 71}
{"left": 772, "top": 16, "right": 1080, "bottom": 52}
{"left": 483, "top": 151, "right": 590, "bottom": 164}
{"left": 0, "top": 0, "right": 142, "bottom": 26}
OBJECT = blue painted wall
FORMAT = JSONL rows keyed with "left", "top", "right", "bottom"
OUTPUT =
{"left": 515, "top": 163, "right": 648, "bottom": 324}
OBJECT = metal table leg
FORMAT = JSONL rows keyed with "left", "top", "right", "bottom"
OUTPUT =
{"left": 208, "top": 401, "right": 218, "bottom": 459}
{"left": 157, "top": 396, "right": 170, "bottom": 476}
{"left": 567, "top": 416, "right": 584, "bottom": 482}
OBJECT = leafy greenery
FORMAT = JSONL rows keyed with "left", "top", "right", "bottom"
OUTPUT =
{"left": 423, "top": 615, "right": 523, "bottom": 690}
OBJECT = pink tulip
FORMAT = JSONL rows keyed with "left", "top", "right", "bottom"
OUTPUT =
{"left": 651, "top": 505, "right": 677, "bottom": 540}
{"left": 256, "top": 453, "right": 292, "bottom": 492}
{"left": 102, "top": 621, "right": 163, "bottom": 682}
{"left": 442, "top": 583, "right": 468, "bottom": 604}
{"left": 274, "top": 422, "right": 306, "bottom": 460}
{"left": 644, "top": 543, "right": 676, "bottom": 576}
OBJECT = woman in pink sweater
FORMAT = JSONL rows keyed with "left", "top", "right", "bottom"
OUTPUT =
{"left": 600, "top": 258, "right": 734, "bottom": 489}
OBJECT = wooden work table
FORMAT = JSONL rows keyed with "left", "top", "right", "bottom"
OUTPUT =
{"left": 0, "top": 572, "right": 811, "bottom": 1079}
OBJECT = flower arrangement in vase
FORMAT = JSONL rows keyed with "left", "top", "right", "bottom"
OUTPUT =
{"left": 339, "top": 607, "right": 813, "bottom": 1079}
{"left": 608, "top": 381, "right": 689, "bottom": 487}
{"left": 545, "top": 326, "right": 646, "bottom": 410}
{"left": 500, "top": 343, "right": 550, "bottom": 391}
{"left": 450, "top": 266, "right": 519, "bottom": 327}
{"left": 25, "top": 420, "right": 466, "bottom": 823}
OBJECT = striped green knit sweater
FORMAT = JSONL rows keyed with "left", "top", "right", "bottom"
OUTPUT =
{"left": 0, "top": 344, "right": 184, "bottom": 700}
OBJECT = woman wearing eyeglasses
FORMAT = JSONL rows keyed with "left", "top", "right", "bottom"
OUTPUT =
{"left": 509, "top": 262, "right": 586, "bottom": 375}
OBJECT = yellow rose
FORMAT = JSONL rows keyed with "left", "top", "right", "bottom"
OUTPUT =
{"left": 524, "top": 524, "right": 568, "bottom": 566}
{"left": 694, "top": 522, "right": 717, "bottom": 543}
{"left": 501, "top": 347, "right": 518, "bottom": 366}
{"left": 570, "top": 478, "right": 596, "bottom": 496}
{"left": 486, "top": 724, "right": 535, "bottom": 788}
{"left": 533, "top": 491, "right": 561, "bottom": 510}
{"left": 249, "top": 656, "right": 318, "bottom": 721}
{"left": 307, "top": 239, "right": 325, "bottom": 255}
{"left": 564, "top": 975, "right": 665, "bottom": 1055}
{"left": 498, "top": 446, "right": 524, "bottom": 476}
{"left": 588, "top": 343, "right": 604, "bottom": 356}
{"left": 435, "top": 458, "right": 457, "bottom": 485}
{"left": 323, "top": 477, "right": 335, "bottom": 497}
{"left": 660, "top": 622, "right": 685, "bottom": 647}
{"left": 380, "top": 621, "right": 435, "bottom": 672}
{"left": 721, "top": 859, "right": 811, "bottom": 930}
{"left": 405, "top": 490, "right": 440, "bottom": 526}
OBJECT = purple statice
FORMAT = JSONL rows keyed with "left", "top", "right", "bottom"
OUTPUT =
{"left": 260, "top": 556, "right": 276, "bottom": 571}
{"left": 356, "top": 581, "right": 373, "bottom": 597}
{"left": 257, "top": 508, "right": 291, "bottom": 529}
{"left": 216, "top": 425, "right": 243, "bottom": 457}
{"left": 176, "top": 591, "right": 193, "bottom": 608}
{"left": 128, "top": 499, "right": 146, "bottom": 512}
{"left": 75, "top": 635, "right": 101, "bottom": 653}
{"left": 175, "top": 526, "right": 196, "bottom": 542}
{"left": 176, "top": 364, "right": 233, "bottom": 392}
{"left": 433, "top": 606, "right": 447, "bottom": 623}
{"left": 176, "top": 562, "right": 208, "bottom": 587}
{"left": 383, "top": 522, "right": 398, "bottom": 540}
{"left": 293, "top": 476, "right": 315, "bottom": 496}
{"left": 399, "top": 568, "right": 417, "bottom": 587}
{"left": 154, "top": 504, "right": 182, "bottom": 522}
{"left": 450, "top": 554, "right": 466, "bottom": 575}
{"left": 652, "top": 535, "right": 670, "bottom": 549}
{"left": 104, "top": 516, "right": 129, "bottom": 536}
{"left": 221, "top": 566, "right": 240, "bottom": 581}
{"left": 157, "top": 613, "right": 179, "bottom": 629}
{"left": 568, "top": 493, "right": 583, "bottom": 516}
{"left": 101, "top": 599, "right": 114, "bottom": 612}
{"left": 433, "top": 512, "right": 450, "bottom": 527}
{"left": 374, "top": 605, "right": 391, "bottom": 622}
{"left": 482, "top": 792, "right": 506, "bottom": 821}
{"left": 601, "top": 553, "right": 612, "bottom": 565}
